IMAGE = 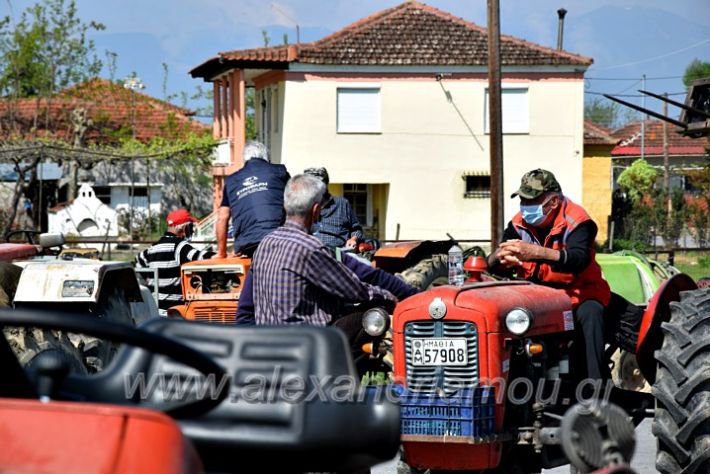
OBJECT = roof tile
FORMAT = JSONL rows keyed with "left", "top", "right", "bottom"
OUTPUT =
{"left": 192, "top": 1, "right": 591, "bottom": 77}
{"left": 0, "top": 78, "right": 208, "bottom": 143}
{"left": 611, "top": 119, "right": 708, "bottom": 156}
{"left": 584, "top": 120, "right": 618, "bottom": 146}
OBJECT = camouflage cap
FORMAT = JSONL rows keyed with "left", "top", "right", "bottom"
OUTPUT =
{"left": 304, "top": 167, "right": 329, "bottom": 186}
{"left": 511, "top": 169, "right": 562, "bottom": 199}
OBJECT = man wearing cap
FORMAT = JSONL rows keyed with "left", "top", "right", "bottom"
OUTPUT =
{"left": 136, "top": 208, "right": 215, "bottom": 316}
{"left": 304, "top": 167, "right": 363, "bottom": 250}
{"left": 215, "top": 140, "right": 290, "bottom": 258}
{"left": 488, "top": 169, "right": 611, "bottom": 381}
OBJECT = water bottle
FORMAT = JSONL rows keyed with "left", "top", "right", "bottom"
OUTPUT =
{"left": 448, "top": 243, "right": 464, "bottom": 286}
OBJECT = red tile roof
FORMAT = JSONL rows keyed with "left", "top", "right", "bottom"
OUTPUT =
{"left": 192, "top": 1, "right": 592, "bottom": 78}
{"left": 584, "top": 120, "right": 617, "bottom": 146}
{"left": 611, "top": 120, "right": 708, "bottom": 157}
{"left": 0, "top": 78, "right": 208, "bottom": 143}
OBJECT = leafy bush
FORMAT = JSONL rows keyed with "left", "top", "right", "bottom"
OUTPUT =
{"left": 610, "top": 238, "right": 650, "bottom": 253}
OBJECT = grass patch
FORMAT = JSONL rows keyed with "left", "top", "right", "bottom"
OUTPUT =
{"left": 671, "top": 251, "right": 710, "bottom": 281}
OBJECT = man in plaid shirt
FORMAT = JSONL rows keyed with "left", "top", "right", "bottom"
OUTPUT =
{"left": 304, "top": 167, "right": 363, "bottom": 249}
{"left": 252, "top": 174, "right": 396, "bottom": 326}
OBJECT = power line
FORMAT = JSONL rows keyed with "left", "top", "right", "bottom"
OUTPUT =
{"left": 585, "top": 75, "right": 685, "bottom": 81}
{"left": 614, "top": 79, "right": 642, "bottom": 95}
{"left": 592, "top": 37, "right": 710, "bottom": 70}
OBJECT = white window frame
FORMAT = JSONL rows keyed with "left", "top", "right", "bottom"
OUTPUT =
{"left": 337, "top": 83, "right": 381, "bottom": 134}
{"left": 258, "top": 89, "right": 273, "bottom": 148}
{"left": 484, "top": 86, "right": 529, "bottom": 134}
{"left": 343, "top": 183, "right": 373, "bottom": 227}
{"left": 272, "top": 86, "right": 279, "bottom": 134}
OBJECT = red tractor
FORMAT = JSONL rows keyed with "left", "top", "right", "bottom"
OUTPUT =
{"left": 391, "top": 265, "right": 708, "bottom": 473}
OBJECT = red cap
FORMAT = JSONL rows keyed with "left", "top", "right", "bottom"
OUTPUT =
{"left": 166, "top": 208, "right": 197, "bottom": 226}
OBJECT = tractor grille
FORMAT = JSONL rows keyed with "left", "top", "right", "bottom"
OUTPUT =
{"left": 190, "top": 306, "right": 236, "bottom": 324}
{"left": 404, "top": 320, "right": 479, "bottom": 393}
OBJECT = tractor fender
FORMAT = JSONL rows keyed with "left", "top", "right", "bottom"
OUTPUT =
{"left": 167, "top": 304, "right": 188, "bottom": 319}
{"left": 0, "top": 243, "right": 38, "bottom": 262}
{"left": 635, "top": 273, "right": 697, "bottom": 384}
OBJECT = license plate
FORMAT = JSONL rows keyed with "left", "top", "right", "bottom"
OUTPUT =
{"left": 410, "top": 338, "right": 468, "bottom": 366}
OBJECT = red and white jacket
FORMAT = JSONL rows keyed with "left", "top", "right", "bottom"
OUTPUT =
{"left": 511, "top": 197, "right": 611, "bottom": 308}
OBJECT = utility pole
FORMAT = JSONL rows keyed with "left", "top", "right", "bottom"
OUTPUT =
{"left": 124, "top": 75, "right": 144, "bottom": 235}
{"left": 641, "top": 74, "right": 646, "bottom": 161}
{"left": 662, "top": 93, "right": 671, "bottom": 219}
{"left": 487, "top": 0, "right": 504, "bottom": 248}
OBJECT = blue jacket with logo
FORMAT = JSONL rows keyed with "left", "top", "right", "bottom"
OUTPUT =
{"left": 221, "top": 159, "right": 290, "bottom": 253}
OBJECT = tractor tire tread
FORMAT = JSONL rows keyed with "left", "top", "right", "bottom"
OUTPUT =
{"left": 398, "top": 254, "right": 449, "bottom": 291}
{"left": 652, "top": 287, "right": 710, "bottom": 474}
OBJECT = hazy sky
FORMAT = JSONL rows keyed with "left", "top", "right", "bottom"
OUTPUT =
{"left": 4, "top": 0, "right": 710, "bottom": 118}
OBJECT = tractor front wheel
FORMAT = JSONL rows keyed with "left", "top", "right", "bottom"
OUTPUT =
{"left": 652, "top": 287, "right": 710, "bottom": 474}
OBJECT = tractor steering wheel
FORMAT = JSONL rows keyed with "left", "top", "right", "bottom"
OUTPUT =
{"left": 0, "top": 308, "right": 229, "bottom": 418}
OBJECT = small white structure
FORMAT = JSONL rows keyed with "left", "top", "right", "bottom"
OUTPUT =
{"left": 48, "top": 184, "right": 118, "bottom": 237}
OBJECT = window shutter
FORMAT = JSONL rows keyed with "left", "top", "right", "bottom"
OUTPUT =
{"left": 484, "top": 87, "right": 529, "bottom": 134}
{"left": 337, "top": 88, "right": 381, "bottom": 133}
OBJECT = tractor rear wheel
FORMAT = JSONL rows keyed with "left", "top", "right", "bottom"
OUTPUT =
{"left": 3, "top": 326, "right": 88, "bottom": 374}
{"left": 399, "top": 254, "right": 449, "bottom": 290}
{"left": 652, "top": 287, "right": 710, "bottom": 474}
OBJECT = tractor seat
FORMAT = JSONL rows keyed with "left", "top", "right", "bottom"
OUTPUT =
{"left": 63, "top": 318, "right": 400, "bottom": 473}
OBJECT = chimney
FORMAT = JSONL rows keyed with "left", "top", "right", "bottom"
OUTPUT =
{"left": 556, "top": 8, "right": 567, "bottom": 51}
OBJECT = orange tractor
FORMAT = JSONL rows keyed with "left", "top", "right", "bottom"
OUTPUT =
{"left": 166, "top": 256, "right": 251, "bottom": 323}
{"left": 166, "top": 240, "right": 462, "bottom": 324}
{"left": 0, "top": 307, "right": 400, "bottom": 473}
{"left": 391, "top": 263, "right": 708, "bottom": 473}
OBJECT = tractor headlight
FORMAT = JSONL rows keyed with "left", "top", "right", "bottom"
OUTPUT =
{"left": 505, "top": 308, "right": 533, "bottom": 335}
{"left": 362, "top": 307, "right": 390, "bottom": 336}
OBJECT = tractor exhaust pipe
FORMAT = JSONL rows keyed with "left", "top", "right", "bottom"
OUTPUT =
{"left": 556, "top": 8, "right": 567, "bottom": 51}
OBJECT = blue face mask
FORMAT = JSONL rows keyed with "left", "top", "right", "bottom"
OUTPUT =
{"left": 520, "top": 204, "right": 548, "bottom": 226}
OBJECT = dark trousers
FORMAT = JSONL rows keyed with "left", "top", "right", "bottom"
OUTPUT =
{"left": 574, "top": 299, "right": 607, "bottom": 380}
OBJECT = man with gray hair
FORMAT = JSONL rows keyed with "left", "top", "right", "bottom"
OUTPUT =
{"left": 215, "top": 140, "right": 290, "bottom": 258}
{"left": 252, "top": 174, "right": 396, "bottom": 326}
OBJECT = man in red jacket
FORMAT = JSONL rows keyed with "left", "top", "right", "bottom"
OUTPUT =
{"left": 488, "top": 169, "right": 611, "bottom": 381}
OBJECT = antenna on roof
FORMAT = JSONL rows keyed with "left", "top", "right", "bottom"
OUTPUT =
{"left": 270, "top": 3, "right": 300, "bottom": 44}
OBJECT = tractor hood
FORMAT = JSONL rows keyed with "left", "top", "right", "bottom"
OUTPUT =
{"left": 396, "top": 281, "right": 573, "bottom": 335}
{"left": 13, "top": 260, "right": 134, "bottom": 303}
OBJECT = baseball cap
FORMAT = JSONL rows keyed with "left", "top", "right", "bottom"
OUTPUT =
{"left": 166, "top": 208, "right": 198, "bottom": 226}
{"left": 511, "top": 169, "right": 562, "bottom": 199}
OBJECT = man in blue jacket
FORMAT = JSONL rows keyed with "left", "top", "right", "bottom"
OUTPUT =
{"left": 215, "top": 141, "right": 290, "bottom": 258}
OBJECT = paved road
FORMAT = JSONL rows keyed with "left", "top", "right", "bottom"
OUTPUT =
{"left": 373, "top": 419, "right": 657, "bottom": 473}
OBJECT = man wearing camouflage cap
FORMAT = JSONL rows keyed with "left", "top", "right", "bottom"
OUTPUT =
{"left": 488, "top": 169, "right": 611, "bottom": 381}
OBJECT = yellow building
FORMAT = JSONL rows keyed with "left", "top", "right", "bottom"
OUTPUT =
{"left": 582, "top": 120, "right": 617, "bottom": 244}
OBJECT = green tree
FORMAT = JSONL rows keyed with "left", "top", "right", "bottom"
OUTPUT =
{"left": 617, "top": 159, "right": 658, "bottom": 203}
{"left": 245, "top": 88, "right": 256, "bottom": 139}
{"left": 0, "top": 0, "right": 104, "bottom": 100}
{"left": 261, "top": 29, "right": 270, "bottom": 47}
{"left": 0, "top": 0, "right": 104, "bottom": 237}
{"left": 683, "top": 58, "right": 710, "bottom": 87}
{"left": 585, "top": 96, "right": 621, "bottom": 129}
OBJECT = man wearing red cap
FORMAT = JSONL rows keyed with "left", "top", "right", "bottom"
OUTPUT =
{"left": 136, "top": 208, "right": 214, "bottom": 316}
